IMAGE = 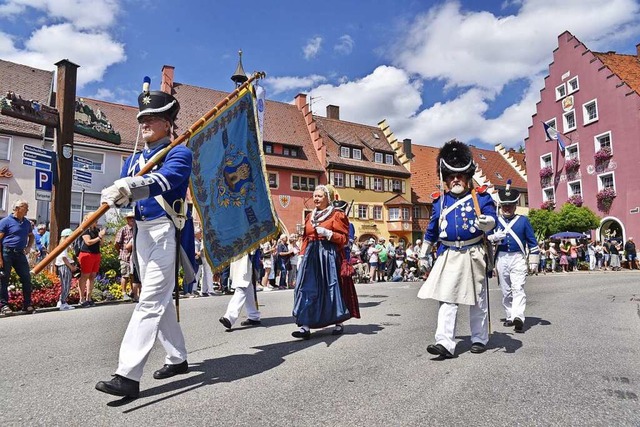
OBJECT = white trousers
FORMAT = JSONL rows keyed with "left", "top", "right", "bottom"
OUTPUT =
{"left": 435, "top": 284, "right": 488, "bottom": 355}
{"left": 116, "top": 218, "right": 187, "bottom": 382}
{"left": 197, "top": 258, "right": 214, "bottom": 294}
{"left": 224, "top": 254, "right": 260, "bottom": 325}
{"left": 496, "top": 251, "right": 527, "bottom": 322}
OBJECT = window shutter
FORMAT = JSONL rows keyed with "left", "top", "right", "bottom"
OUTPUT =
{"left": 384, "top": 179, "right": 388, "bottom": 192}
{"left": 346, "top": 174, "right": 352, "bottom": 187}
{"left": 329, "top": 171, "right": 335, "bottom": 185}
{"left": 402, "top": 181, "right": 406, "bottom": 194}
{"left": 365, "top": 176, "right": 370, "bottom": 190}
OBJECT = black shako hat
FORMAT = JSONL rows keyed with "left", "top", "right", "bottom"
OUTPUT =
{"left": 437, "top": 139, "right": 476, "bottom": 180}
{"left": 497, "top": 179, "right": 520, "bottom": 204}
{"left": 332, "top": 200, "right": 349, "bottom": 212}
{"left": 136, "top": 76, "right": 180, "bottom": 123}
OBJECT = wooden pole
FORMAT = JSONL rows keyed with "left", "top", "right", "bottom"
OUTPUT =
{"left": 32, "top": 71, "right": 266, "bottom": 275}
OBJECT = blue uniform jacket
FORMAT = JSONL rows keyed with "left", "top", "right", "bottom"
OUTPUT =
{"left": 424, "top": 190, "right": 497, "bottom": 257}
{"left": 121, "top": 138, "right": 197, "bottom": 276}
{"left": 489, "top": 214, "right": 539, "bottom": 255}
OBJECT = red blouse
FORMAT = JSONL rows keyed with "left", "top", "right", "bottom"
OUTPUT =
{"left": 299, "top": 209, "right": 349, "bottom": 255}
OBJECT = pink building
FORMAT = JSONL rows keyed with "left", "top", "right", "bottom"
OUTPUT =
{"left": 525, "top": 31, "right": 640, "bottom": 242}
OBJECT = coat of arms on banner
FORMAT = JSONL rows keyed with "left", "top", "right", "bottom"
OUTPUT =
{"left": 279, "top": 195, "right": 290, "bottom": 208}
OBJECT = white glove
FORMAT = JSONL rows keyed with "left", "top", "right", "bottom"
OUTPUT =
{"left": 315, "top": 226, "right": 333, "bottom": 240}
{"left": 419, "top": 242, "right": 433, "bottom": 259}
{"left": 488, "top": 231, "right": 507, "bottom": 243}
{"left": 100, "top": 184, "right": 130, "bottom": 208}
{"left": 476, "top": 215, "right": 495, "bottom": 232}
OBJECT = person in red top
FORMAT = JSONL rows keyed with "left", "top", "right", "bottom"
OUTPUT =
{"left": 292, "top": 185, "right": 359, "bottom": 339}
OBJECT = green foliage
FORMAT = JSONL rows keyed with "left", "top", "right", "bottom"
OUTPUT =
{"left": 556, "top": 203, "right": 601, "bottom": 234}
{"left": 100, "top": 241, "right": 121, "bottom": 275}
{"left": 527, "top": 208, "right": 560, "bottom": 240}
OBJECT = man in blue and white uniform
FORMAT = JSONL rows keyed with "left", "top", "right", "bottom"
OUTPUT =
{"left": 418, "top": 140, "right": 496, "bottom": 358}
{"left": 488, "top": 180, "right": 539, "bottom": 333}
{"left": 96, "top": 83, "right": 197, "bottom": 399}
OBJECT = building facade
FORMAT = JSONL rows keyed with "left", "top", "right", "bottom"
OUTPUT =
{"left": 525, "top": 31, "right": 640, "bottom": 241}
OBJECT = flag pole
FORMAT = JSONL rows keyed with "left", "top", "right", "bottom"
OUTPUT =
{"left": 31, "top": 71, "right": 267, "bottom": 275}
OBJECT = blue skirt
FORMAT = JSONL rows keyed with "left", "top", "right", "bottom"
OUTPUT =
{"left": 292, "top": 240, "right": 350, "bottom": 328}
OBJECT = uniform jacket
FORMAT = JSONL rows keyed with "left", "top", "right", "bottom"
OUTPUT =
{"left": 489, "top": 214, "right": 539, "bottom": 256}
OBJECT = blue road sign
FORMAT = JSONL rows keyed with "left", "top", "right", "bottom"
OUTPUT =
{"left": 35, "top": 169, "right": 53, "bottom": 191}
{"left": 73, "top": 168, "right": 92, "bottom": 179}
{"left": 22, "top": 158, "right": 51, "bottom": 171}
{"left": 24, "top": 151, "right": 52, "bottom": 163}
{"left": 73, "top": 155, "right": 93, "bottom": 167}
{"left": 24, "top": 145, "right": 55, "bottom": 157}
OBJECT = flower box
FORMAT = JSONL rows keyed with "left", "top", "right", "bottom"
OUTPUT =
{"left": 594, "top": 147, "right": 612, "bottom": 162}
{"left": 568, "top": 194, "right": 583, "bottom": 207}
{"left": 540, "top": 200, "right": 555, "bottom": 210}
{"left": 565, "top": 158, "right": 580, "bottom": 171}
{"left": 539, "top": 166, "right": 553, "bottom": 179}
{"left": 596, "top": 188, "right": 616, "bottom": 212}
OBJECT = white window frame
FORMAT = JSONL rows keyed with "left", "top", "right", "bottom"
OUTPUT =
{"left": 392, "top": 179, "right": 402, "bottom": 192}
{"left": 402, "top": 207, "right": 410, "bottom": 220}
{"left": 71, "top": 191, "right": 101, "bottom": 212}
{"left": 373, "top": 205, "right": 382, "bottom": 220}
{"left": 563, "top": 110, "right": 576, "bottom": 133}
{"left": 357, "top": 204, "right": 368, "bottom": 219}
{"left": 268, "top": 172, "right": 278, "bottom": 189}
{"left": 340, "top": 146, "right": 350, "bottom": 158}
{"left": 555, "top": 83, "right": 566, "bottom": 100}
{"left": 354, "top": 174, "right": 365, "bottom": 189}
{"left": 582, "top": 99, "right": 598, "bottom": 125}
{"left": 413, "top": 205, "right": 421, "bottom": 219}
{"left": 385, "top": 154, "right": 394, "bottom": 165}
{"left": 0, "top": 184, "right": 7, "bottom": 211}
{"left": 264, "top": 143, "right": 273, "bottom": 154}
{"left": 0, "top": 135, "right": 12, "bottom": 161}
{"left": 594, "top": 131, "right": 613, "bottom": 154}
{"left": 540, "top": 153, "right": 552, "bottom": 168}
{"left": 292, "top": 175, "right": 316, "bottom": 192}
{"left": 567, "top": 76, "right": 579, "bottom": 94}
{"left": 565, "top": 143, "right": 579, "bottom": 160}
{"left": 388, "top": 207, "right": 400, "bottom": 221}
{"left": 542, "top": 187, "right": 555, "bottom": 203}
{"left": 567, "top": 179, "right": 582, "bottom": 197}
{"left": 374, "top": 152, "right": 383, "bottom": 163}
{"left": 372, "top": 177, "right": 383, "bottom": 191}
{"left": 352, "top": 148, "right": 362, "bottom": 160}
{"left": 544, "top": 118, "right": 557, "bottom": 141}
{"left": 333, "top": 172, "right": 344, "bottom": 188}
{"left": 73, "top": 149, "right": 104, "bottom": 173}
{"left": 597, "top": 171, "right": 616, "bottom": 192}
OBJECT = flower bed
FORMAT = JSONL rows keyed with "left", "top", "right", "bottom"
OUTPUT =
{"left": 594, "top": 147, "right": 612, "bottom": 163}
{"left": 568, "top": 194, "right": 583, "bottom": 207}
{"left": 539, "top": 166, "right": 553, "bottom": 179}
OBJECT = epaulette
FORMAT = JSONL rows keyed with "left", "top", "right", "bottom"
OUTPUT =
{"left": 475, "top": 185, "right": 488, "bottom": 194}
{"left": 430, "top": 191, "right": 441, "bottom": 200}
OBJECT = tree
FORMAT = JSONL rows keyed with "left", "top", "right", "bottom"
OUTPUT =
{"left": 556, "top": 203, "right": 600, "bottom": 234}
{"left": 527, "top": 208, "right": 560, "bottom": 240}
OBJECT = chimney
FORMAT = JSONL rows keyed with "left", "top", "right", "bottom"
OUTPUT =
{"left": 403, "top": 138, "right": 413, "bottom": 159}
{"left": 326, "top": 105, "right": 340, "bottom": 120}
{"left": 295, "top": 93, "right": 307, "bottom": 110}
{"left": 161, "top": 65, "right": 175, "bottom": 94}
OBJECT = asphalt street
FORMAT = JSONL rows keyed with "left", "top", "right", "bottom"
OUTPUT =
{"left": 2, "top": 270, "right": 640, "bottom": 426}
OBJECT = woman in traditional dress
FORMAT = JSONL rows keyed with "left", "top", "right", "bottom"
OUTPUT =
{"left": 292, "top": 185, "right": 359, "bottom": 339}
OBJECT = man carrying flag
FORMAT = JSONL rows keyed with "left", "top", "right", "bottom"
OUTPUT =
{"left": 542, "top": 122, "right": 566, "bottom": 154}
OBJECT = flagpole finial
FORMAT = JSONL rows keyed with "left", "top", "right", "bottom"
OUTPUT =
{"left": 231, "top": 49, "right": 248, "bottom": 87}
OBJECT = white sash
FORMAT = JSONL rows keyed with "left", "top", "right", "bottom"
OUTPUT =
{"left": 499, "top": 215, "right": 525, "bottom": 254}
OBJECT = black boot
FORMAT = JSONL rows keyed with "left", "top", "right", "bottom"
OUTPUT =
{"left": 95, "top": 375, "right": 140, "bottom": 398}
{"left": 153, "top": 360, "right": 189, "bottom": 379}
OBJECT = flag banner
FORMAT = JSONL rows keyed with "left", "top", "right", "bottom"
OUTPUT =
{"left": 542, "top": 122, "right": 566, "bottom": 154}
{"left": 255, "top": 83, "right": 266, "bottom": 140}
{"left": 189, "top": 86, "right": 278, "bottom": 270}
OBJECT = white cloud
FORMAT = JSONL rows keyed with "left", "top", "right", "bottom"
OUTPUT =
{"left": 0, "top": 0, "right": 119, "bottom": 30}
{"left": 266, "top": 74, "right": 328, "bottom": 95}
{"left": 308, "top": 66, "right": 422, "bottom": 125}
{"left": 303, "top": 36, "right": 322, "bottom": 60}
{"left": 302, "top": 0, "right": 640, "bottom": 149}
{"left": 89, "top": 87, "right": 134, "bottom": 105}
{"left": 334, "top": 35, "right": 354, "bottom": 55}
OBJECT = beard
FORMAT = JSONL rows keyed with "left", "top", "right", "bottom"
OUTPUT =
{"left": 450, "top": 183, "right": 466, "bottom": 194}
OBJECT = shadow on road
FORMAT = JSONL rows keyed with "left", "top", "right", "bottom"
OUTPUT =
{"left": 114, "top": 323, "right": 384, "bottom": 411}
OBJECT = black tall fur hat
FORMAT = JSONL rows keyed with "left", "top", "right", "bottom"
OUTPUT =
{"left": 437, "top": 139, "right": 476, "bottom": 179}
{"left": 136, "top": 77, "right": 180, "bottom": 123}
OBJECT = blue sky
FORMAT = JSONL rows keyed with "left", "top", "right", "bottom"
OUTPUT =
{"left": 1, "top": 0, "right": 639, "bottom": 149}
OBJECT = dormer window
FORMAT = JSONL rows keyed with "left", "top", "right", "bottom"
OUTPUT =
{"left": 479, "top": 153, "right": 487, "bottom": 161}
{"left": 374, "top": 152, "right": 383, "bottom": 163}
{"left": 340, "top": 146, "right": 350, "bottom": 158}
{"left": 385, "top": 154, "right": 394, "bottom": 164}
{"left": 352, "top": 148, "right": 362, "bottom": 160}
